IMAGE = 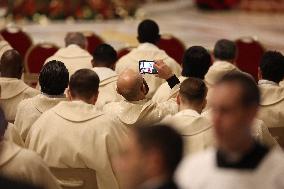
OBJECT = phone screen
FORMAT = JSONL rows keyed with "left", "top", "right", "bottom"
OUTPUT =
{"left": 139, "top": 60, "right": 158, "bottom": 74}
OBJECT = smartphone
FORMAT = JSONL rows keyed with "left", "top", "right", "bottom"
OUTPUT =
{"left": 139, "top": 60, "right": 158, "bottom": 74}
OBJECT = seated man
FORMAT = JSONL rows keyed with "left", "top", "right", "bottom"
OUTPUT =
{"left": 45, "top": 32, "right": 92, "bottom": 77}
{"left": 205, "top": 39, "right": 247, "bottom": 86}
{"left": 0, "top": 35, "right": 12, "bottom": 59}
{"left": 103, "top": 64, "right": 179, "bottom": 128}
{"left": 152, "top": 46, "right": 211, "bottom": 102}
{"left": 91, "top": 44, "right": 122, "bottom": 110}
{"left": 161, "top": 78, "right": 214, "bottom": 155}
{"left": 115, "top": 19, "right": 181, "bottom": 98}
{"left": 26, "top": 69, "right": 127, "bottom": 189}
{"left": 0, "top": 107, "right": 60, "bottom": 189}
{"left": 258, "top": 51, "right": 284, "bottom": 128}
{"left": 15, "top": 60, "right": 69, "bottom": 142}
{"left": 116, "top": 125, "right": 183, "bottom": 189}
{"left": 0, "top": 50, "right": 39, "bottom": 122}
{"left": 176, "top": 73, "right": 284, "bottom": 189}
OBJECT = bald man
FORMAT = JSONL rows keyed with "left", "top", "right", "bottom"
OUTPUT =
{"left": 45, "top": 32, "right": 92, "bottom": 77}
{"left": 103, "top": 63, "right": 179, "bottom": 128}
{"left": 0, "top": 50, "right": 39, "bottom": 122}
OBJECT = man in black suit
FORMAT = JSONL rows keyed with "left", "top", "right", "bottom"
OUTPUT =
{"left": 116, "top": 125, "right": 183, "bottom": 189}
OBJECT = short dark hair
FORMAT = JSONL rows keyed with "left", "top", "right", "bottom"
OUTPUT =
{"left": 182, "top": 46, "right": 211, "bottom": 79}
{"left": 216, "top": 72, "right": 260, "bottom": 107}
{"left": 92, "top": 44, "right": 117, "bottom": 68}
{"left": 0, "top": 107, "right": 8, "bottom": 137}
{"left": 69, "top": 69, "right": 100, "bottom": 100}
{"left": 134, "top": 125, "right": 183, "bottom": 177}
{"left": 39, "top": 60, "right": 69, "bottom": 95}
{"left": 180, "top": 78, "right": 207, "bottom": 103}
{"left": 214, "top": 39, "right": 237, "bottom": 61}
{"left": 0, "top": 49, "right": 23, "bottom": 78}
{"left": 138, "top": 19, "right": 160, "bottom": 44}
{"left": 260, "top": 51, "right": 284, "bottom": 83}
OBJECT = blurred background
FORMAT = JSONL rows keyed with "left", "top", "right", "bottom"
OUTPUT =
{"left": 0, "top": 0, "right": 283, "bottom": 63}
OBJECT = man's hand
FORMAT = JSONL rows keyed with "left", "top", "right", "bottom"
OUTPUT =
{"left": 154, "top": 60, "right": 174, "bottom": 80}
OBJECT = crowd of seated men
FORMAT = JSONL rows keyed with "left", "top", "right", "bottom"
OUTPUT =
{"left": 0, "top": 19, "right": 284, "bottom": 189}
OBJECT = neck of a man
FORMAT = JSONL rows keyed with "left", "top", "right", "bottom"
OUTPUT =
{"left": 179, "top": 102, "right": 202, "bottom": 114}
{"left": 219, "top": 135, "right": 255, "bottom": 161}
{"left": 71, "top": 97, "right": 95, "bottom": 105}
{"left": 94, "top": 63, "right": 113, "bottom": 69}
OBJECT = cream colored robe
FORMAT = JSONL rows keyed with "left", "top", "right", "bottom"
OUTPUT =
{"left": 115, "top": 43, "right": 182, "bottom": 98}
{"left": 0, "top": 77, "right": 39, "bottom": 122}
{"left": 103, "top": 98, "right": 178, "bottom": 128}
{"left": 45, "top": 44, "right": 92, "bottom": 77}
{"left": 202, "top": 110, "right": 277, "bottom": 148}
{"left": 176, "top": 147, "right": 284, "bottom": 189}
{"left": 0, "top": 40, "right": 12, "bottom": 58}
{"left": 204, "top": 61, "right": 244, "bottom": 87}
{"left": 26, "top": 101, "right": 127, "bottom": 189}
{"left": 152, "top": 76, "right": 187, "bottom": 103}
{"left": 280, "top": 80, "right": 284, "bottom": 87}
{"left": 258, "top": 80, "right": 284, "bottom": 129}
{"left": 4, "top": 123, "right": 24, "bottom": 147}
{"left": 14, "top": 94, "right": 66, "bottom": 142}
{"left": 161, "top": 109, "right": 214, "bottom": 155}
{"left": 93, "top": 67, "right": 123, "bottom": 110}
{"left": 0, "top": 140, "right": 61, "bottom": 189}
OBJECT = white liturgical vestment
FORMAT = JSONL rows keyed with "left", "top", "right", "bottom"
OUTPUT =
{"left": 115, "top": 43, "right": 181, "bottom": 98}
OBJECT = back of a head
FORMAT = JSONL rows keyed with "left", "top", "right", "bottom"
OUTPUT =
{"left": 65, "top": 32, "right": 87, "bottom": 49}
{"left": 39, "top": 60, "right": 69, "bottom": 96}
{"left": 0, "top": 49, "right": 23, "bottom": 78}
{"left": 92, "top": 44, "right": 117, "bottom": 68}
{"left": 134, "top": 125, "right": 183, "bottom": 177}
{"left": 138, "top": 19, "right": 160, "bottom": 44}
{"left": 213, "top": 39, "right": 237, "bottom": 62}
{"left": 179, "top": 77, "right": 207, "bottom": 104}
{"left": 216, "top": 72, "right": 260, "bottom": 107}
{"left": 69, "top": 69, "right": 100, "bottom": 100}
{"left": 117, "top": 69, "right": 144, "bottom": 101}
{"left": 260, "top": 51, "right": 284, "bottom": 83}
{"left": 182, "top": 46, "right": 211, "bottom": 79}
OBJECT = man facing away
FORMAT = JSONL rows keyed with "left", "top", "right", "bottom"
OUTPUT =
{"left": 115, "top": 19, "right": 181, "bottom": 98}
{"left": 45, "top": 32, "right": 92, "bottom": 77}
{"left": 103, "top": 62, "right": 179, "bottom": 129}
{"left": 91, "top": 44, "right": 122, "bottom": 110}
{"left": 116, "top": 125, "right": 183, "bottom": 189}
{"left": 0, "top": 107, "right": 61, "bottom": 189}
{"left": 204, "top": 39, "right": 247, "bottom": 87}
{"left": 26, "top": 69, "right": 127, "bottom": 189}
{"left": 152, "top": 46, "right": 211, "bottom": 103}
{"left": 257, "top": 51, "right": 284, "bottom": 129}
{"left": 0, "top": 50, "right": 39, "bottom": 122}
{"left": 161, "top": 78, "right": 214, "bottom": 155}
{"left": 15, "top": 60, "right": 69, "bottom": 142}
{"left": 176, "top": 73, "right": 284, "bottom": 189}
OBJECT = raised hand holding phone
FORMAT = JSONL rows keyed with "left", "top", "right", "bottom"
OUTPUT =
{"left": 153, "top": 60, "right": 174, "bottom": 80}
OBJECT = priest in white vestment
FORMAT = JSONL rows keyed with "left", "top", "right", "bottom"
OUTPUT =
{"left": 257, "top": 51, "right": 284, "bottom": 129}
{"left": 161, "top": 78, "right": 214, "bottom": 155}
{"left": 0, "top": 107, "right": 61, "bottom": 189}
{"left": 45, "top": 32, "right": 92, "bottom": 77}
{"left": 176, "top": 73, "right": 284, "bottom": 189}
{"left": 26, "top": 69, "right": 127, "bottom": 189}
{"left": 103, "top": 67, "right": 179, "bottom": 129}
{"left": 115, "top": 19, "right": 181, "bottom": 98}
{"left": 152, "top": 46, "right": 211, "bottom": 103}
{"left": 15, "top": 60, "right": 69, "bottom": 142}
{"left": 91, "top": 44, "right": 122, "bottom": 110}
{"left": 0, "top": 50, "right": 39, "bottom": 122}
